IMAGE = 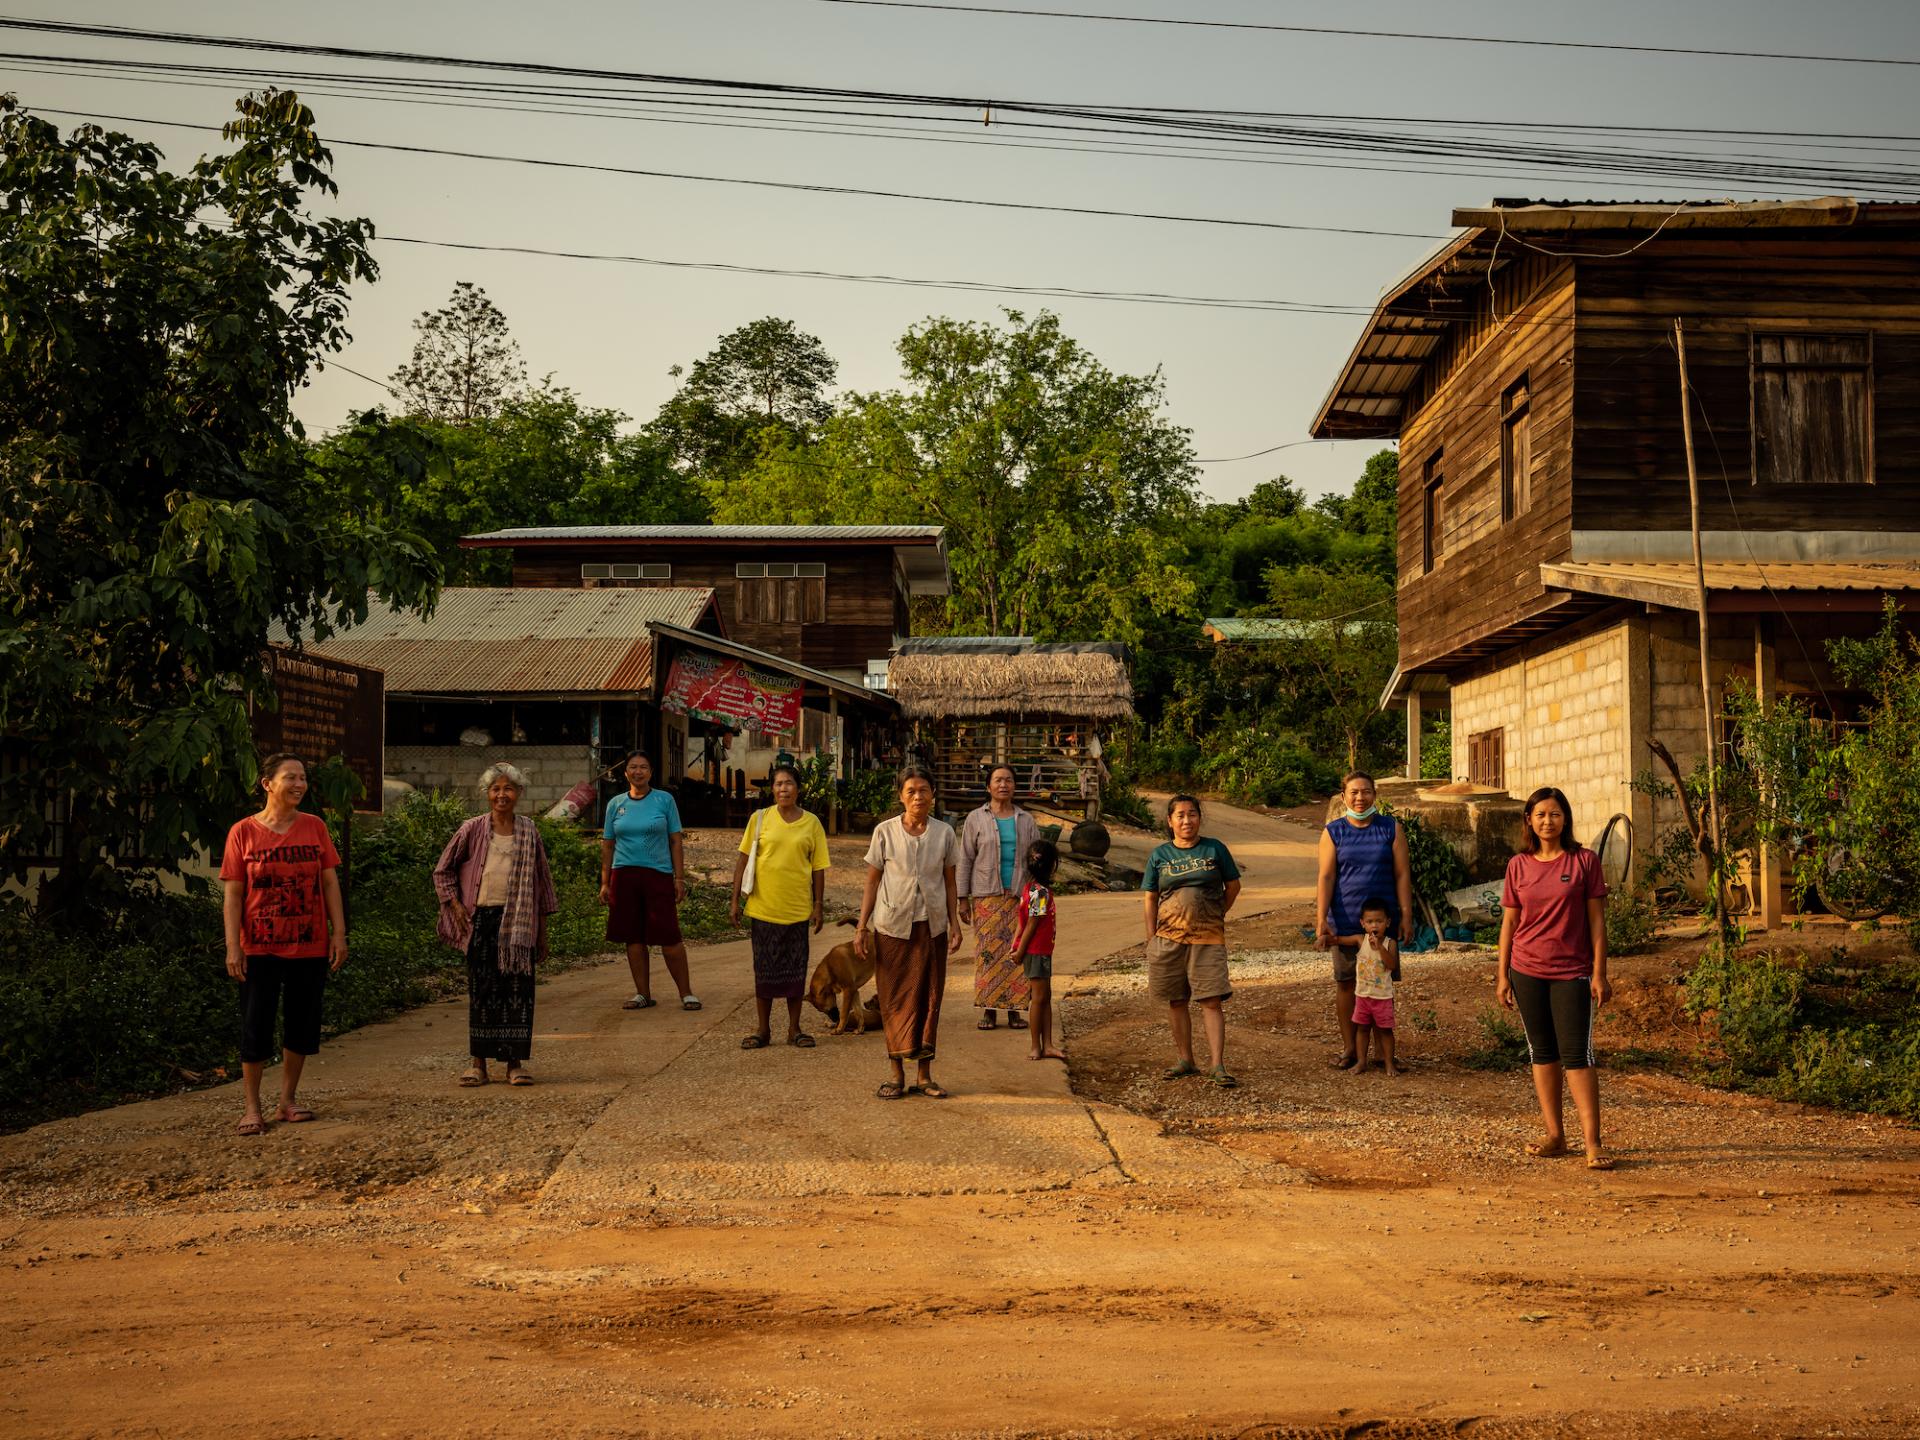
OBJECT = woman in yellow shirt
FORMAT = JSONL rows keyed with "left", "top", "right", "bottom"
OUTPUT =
{"left": 730, "top": 762, "right": 831, "bottom": 1049}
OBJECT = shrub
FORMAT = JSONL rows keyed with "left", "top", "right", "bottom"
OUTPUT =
{"left": 1606, "top": 889, "right": 1660, "bottom": 956}
{"left": 1394, "top": 809, "right": 1466, "bottom": 913}
{"left": 1686, "top": 947, "right": 1804, "bottom": 1074}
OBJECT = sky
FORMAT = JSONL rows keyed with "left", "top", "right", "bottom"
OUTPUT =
{"left": 7, "top": 1, "right": 1920, "bottom": 503}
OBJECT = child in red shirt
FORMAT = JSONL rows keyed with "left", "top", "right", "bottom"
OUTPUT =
{"left": 1011, "top": 840, "right": 1066, "bottom": 1062}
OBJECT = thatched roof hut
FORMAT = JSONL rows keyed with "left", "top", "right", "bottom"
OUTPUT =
{"left": 889, "top": 639, "right": 1133, "bottom": 720}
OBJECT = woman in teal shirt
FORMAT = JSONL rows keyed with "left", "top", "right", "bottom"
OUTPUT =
{"left": 600, "top": 751, "right": 699, "bottom": 1011}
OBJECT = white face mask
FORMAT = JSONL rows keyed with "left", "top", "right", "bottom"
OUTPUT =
{"left": 1345, "top": 803, "right": 1378, "bottom": 821}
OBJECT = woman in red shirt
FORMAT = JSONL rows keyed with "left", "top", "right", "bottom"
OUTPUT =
{"left": 220, "top": 753, "right": 348, "bottom": 1136}
{"left": 1495, "top": 786, "right": 1613, "bottom": 1170}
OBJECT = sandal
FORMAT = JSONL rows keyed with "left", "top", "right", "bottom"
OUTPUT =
{"left": 235, "top": 1117, "right": 268, "bottom": 1136}
{"left": 507, "top": 1069, "right": 533, "bottom": 1086}
{"left": 788, "top": 1033, "right": 816, "bottom": 1048}
{"left": 1526, "top": 1138, "right": 1570, "bottom": 1159}
{"left": 458, "top": 1069, "right": 489, "bottom": 1088}
{"left": 910, "top": 1081, "right": 951, "bottom": 1099}
{"left": 1328, "top": 1052, "right": 1359, "bottom": 1071}
{"left": 1007, "top": 1013, "right": 1028, "bottom": 1030}
{"left": 1163, "top": 1060, "right": 1201, "bottom": 1080}
{"left": 681, "top": 995, "right": 703, "bottom": 1011}
{"left": 1586, "top": 1153, "right": 1616, "bottom": 1171}
{"left": 1208, "top": 1066, "right": 1238, "bottom": 1089}
{"left": 622, "top": 994, "right": 656, "bottom": 1010}
{"left": 740, "top": 1034, "right": 770, "bottom": 1049}
{"left": 875, "top": 1080, "right": 907, "bottom": 1100}
{"left": 276, "top": 1105, "right": 316, "bottom": 1124}
{"left": 977, "top": 1016, "right": 998, "bottom": 1030}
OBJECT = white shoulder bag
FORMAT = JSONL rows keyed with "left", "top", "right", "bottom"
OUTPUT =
{"left": 740, "top": 807, "right": 766, "bottom": 897}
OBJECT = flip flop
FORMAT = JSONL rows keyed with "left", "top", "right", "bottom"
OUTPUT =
{"left": 1328, "top": 1053, "right": 1359, "bottom": 1070}
{"left": 910, "top": 1081, "right": 951, "bottom": 1099}
{"left": 875, "top": 1080, "right": 906, "bottom": 1100}
{"left": 1007, "top": 1014, "right": 1028, "bottom": 1030}
{"left": 277, "top": 1106, "right": 316, "bottom": 1124}
{"left": 787, "top": 1033, "right": 816, "bottom": 1048}
{"left": 622, "top": 994, "right": 656, "bottom": 1010}
{"left": 681, "top": 996, "right": 703, "bottom": 1011}
{"left": 507, "top": 1070, "right": 533, "bottom": 1086}
{"left": 235, "top": 1117, "right": 267, "bottom": 1136}
{"left": 1208, "top": 1066, "right": 1238, "bottom": 1089}
{"left": 1586, "top": 1153, "right": 1616, "bottom": 1171}
{"left": 1163, "top": 1060, "right": 1201, "bottom": 1080}
{"left": 740, "top": 1034, "right": 770, "bottom": 1049}
{"left": 1526, "top": 1139, "right": 1570, "bottom": 1159}
{"left": 976, "top": 1017, "right": 998, "bottom": 1030}
{"left": 458, "top": 1070, "right": 488, "bottom": 1087}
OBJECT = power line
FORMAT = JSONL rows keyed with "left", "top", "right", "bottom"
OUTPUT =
{"left": 815, "top": 0, "right": 1920, "bottom": 68}
{"left": 5, "top": 18, "right": 1918, "bottom": 192}
{"left": 29, "top": 106, "right": 1445, "bottom": 241}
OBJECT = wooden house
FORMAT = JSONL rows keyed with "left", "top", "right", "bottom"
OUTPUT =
{"left": 1310, "top": 197, "right": 1920, "bottom": 920}
{"left": 459, "top": 524, "right": 950, "bottom": 680}
{"left": 887, "top": 638, "right": 1133, "bottom": 816}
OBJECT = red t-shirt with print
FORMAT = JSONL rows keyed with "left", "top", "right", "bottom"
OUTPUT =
{"left": 1017, "top": 881, "right": 1057, "bottom": 957}
{"left": 1501, "top": 847, "right": 1607, "bottom": 981}
{"left": 220, "top": 813, "right": 341, "bottom": 959}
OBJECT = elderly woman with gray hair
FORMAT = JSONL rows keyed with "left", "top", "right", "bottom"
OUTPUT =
{"left": 433, "top": 763, "right": 559, "bottom": 1087}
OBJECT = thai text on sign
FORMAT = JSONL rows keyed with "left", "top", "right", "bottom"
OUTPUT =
{"left": 254, "top": 647, "right": 386, "bottom": 811}
{"left": 661, "top": 652, "right": 803, "bottom": 735}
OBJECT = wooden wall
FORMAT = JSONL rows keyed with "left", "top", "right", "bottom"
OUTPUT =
{"left": 1396, "top": 257, "right": 1577, "bottom": 671}
{"left": 507, "top": 545, "right": 903, "bottom": 671}
{"left": 1572, "top": 235, "right": 1920, "bottom": 530}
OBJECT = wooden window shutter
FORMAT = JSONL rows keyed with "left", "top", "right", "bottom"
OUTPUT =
{"left": 1751, "top": 332, "right": 1872, "bottom": 485}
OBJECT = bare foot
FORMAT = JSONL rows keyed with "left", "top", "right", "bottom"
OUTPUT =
{"left": 1038, "top": 1047, "right": 1068, "bottom": 1062}
{"left": 1382, "top": 1060, "right": 1402, "bottom": 1077}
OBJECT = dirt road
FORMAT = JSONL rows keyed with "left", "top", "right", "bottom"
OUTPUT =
{"left": 5, "top": 803, "right": 1918, "bottom": 1438}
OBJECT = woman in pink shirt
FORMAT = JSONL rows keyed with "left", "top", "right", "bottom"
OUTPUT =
{"left": 1495, "top": 786, "right": 1614, "bottom": 1170}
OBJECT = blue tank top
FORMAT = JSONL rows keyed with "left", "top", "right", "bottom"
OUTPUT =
{"left": 1327, "top": 815, "right": 1400, "bottom": 934}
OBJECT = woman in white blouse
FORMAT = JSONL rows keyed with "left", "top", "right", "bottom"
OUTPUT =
{"left": 857, "top": 765, "right": 961, "bottom": 1100}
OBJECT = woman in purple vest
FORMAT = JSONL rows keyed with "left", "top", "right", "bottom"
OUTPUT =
{"left": 1315, "top": 770, "right": 1414, "bottom": 1070}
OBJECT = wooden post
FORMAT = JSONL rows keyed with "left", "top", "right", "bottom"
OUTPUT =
{"left": 1754, "top": 616, "right": 1782, "bottom": 929}
{"left": 828, "top": 690, "right": 841, "bottom": 835}
{"left": 1675, "top": 319, "right": 1726, "bottom": 920}
{"left": 1404, "top": 690, "right": 1423, "bottom": 782}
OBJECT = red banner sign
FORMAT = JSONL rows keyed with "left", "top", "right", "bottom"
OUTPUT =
{"left": 661, "top": 651, "right": 803, "bottom": 734}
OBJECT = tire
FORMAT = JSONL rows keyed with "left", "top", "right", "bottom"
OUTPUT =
{"left": 1814, "top": 844, "right": 1890, "bottom": 921}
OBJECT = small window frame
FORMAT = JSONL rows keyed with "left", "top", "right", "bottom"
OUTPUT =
{"left": 1748, "top": 329, "right": 1875, "bottom": 486}
{"left": 1499, "top": 376, "right": 1531, "bottom": 523}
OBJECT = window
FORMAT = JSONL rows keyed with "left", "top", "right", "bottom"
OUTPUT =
{"left": 1500, "top": 377, "right": 1532, "bottom": 521}
{"left": 580, "top": 562, "right": 669, "bottom": 583}
{"left": 1421, "top": 453, "right": 1445, "bottom": 574}
{"left": 1751, "top": 332, "right": 1873, "bottom": 485}
{"left": 734, "top": 561, "right": 827, "bottom": 624}
{"left": 1467, "top": 727, "right": 1505, "bottom": 790}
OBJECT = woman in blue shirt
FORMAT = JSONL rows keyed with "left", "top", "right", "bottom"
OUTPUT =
{"left": 601, "top": 751, "right": 699, "bottom": 1011}
{"left": 1315, "top": 770, "right": 1414, "bottom": 1070}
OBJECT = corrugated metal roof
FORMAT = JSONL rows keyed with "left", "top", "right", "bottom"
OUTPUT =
{"left": 301, "top": 587, "right": 717, "bottom": 696}
{"left": 1204, "top": 617, "right": 1389, "bottom": 642}
{"left": 464, "top": 524, "right": 944, "bottom": 543}
{"left": 1541, "top": 560, "right": 1920, "bottom": 607}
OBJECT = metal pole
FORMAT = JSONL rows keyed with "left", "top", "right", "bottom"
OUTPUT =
{"left": 1674, "top": 319, "right": 1725, "bottom": 913}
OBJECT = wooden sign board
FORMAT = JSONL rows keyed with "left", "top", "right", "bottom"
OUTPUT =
{"left": 254, "top": 647, "right": 386, "bottom": 813}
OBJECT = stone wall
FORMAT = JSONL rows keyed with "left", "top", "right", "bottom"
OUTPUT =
{"left": 385, "top": 744, "right": 595, "bottom": 817}
{"left": 1451, "top": 621, "right": 1637, "bottom": 848}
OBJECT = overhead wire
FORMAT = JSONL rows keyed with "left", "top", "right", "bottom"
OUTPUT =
{"left": 812, "top": 0, "right": 1920, "bottom": 68}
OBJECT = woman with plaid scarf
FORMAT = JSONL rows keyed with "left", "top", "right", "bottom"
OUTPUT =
{"left": 433, "top": 763, "right": 559, "bottom": 1087}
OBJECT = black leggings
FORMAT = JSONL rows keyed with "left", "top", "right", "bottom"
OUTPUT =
{"left": 1509, "top": 970, "right": 1594, "bottom": 1071}
{"left": 239, "top": 955, "right": 328, "bottom": 1062}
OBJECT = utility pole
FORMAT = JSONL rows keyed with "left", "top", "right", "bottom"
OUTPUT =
{"left": 1674, "top": 319, "right": 1726, "bottom": 926}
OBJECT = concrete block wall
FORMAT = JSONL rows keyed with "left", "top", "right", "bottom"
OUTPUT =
{"left": 1451, "top": 621, "right": 1636, "bottom": 847}
{"left": 386, "top": 744, "right": 595, "bottom": 817}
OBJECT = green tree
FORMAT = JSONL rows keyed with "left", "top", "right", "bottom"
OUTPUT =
{"left": 715, "top": 310, "right": 1200, "bottom": 642}
{"left": 389, "top": 281, "right": 526, "bottom": 423}
{"left": 313, "top": 386, "right": 709, "bottom": 584}
{"left": 1262, "top": 566, "right": 1399, "bottom": 772}
{"left": 651, "top": 316, "right": 837, "bottom": 488}
{"left": 0, "top": 93, "right": 440, "bottom": 904}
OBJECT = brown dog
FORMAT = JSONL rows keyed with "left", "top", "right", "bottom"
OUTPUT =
{"left": 807, "top": 922, "right": 881, "bottom": 1035}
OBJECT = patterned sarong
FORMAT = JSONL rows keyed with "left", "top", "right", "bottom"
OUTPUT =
{"left": 971, "top": 892, "right": 1030, "bottom": 1012}
{"left": 467, "top": 905, "right": 535, "bottom": 1061}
